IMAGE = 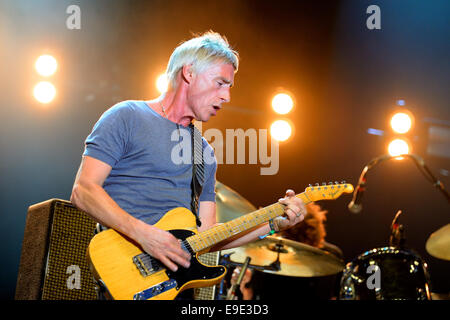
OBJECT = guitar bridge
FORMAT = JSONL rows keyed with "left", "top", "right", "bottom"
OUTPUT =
{"left": 133, "top": 279, "right": 177, "bottom": 300}
{"left": 133, "top": 253, "right": 161, "bottom": 277}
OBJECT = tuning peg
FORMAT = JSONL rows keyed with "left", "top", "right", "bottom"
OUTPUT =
{"left": 341, "top": 180, "right": 346, "bottom": 184}
{"left": 322, "top": 182, "right": 326, "bottom": 186}
{"left": 315, "top": 183, "right": 319, "bottom": 186}
{"left": 309, "top": 184, "right": 312, "bottom": 187}
{"left": 334, "top": 181, "right": 339, "bottom": 185}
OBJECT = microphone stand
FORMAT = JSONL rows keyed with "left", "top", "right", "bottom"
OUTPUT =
{"left": 350, "top": 154, "right": 450, "bottom": 213}
{"left": 348, "top": 154, "right": 390, "bottom": 213}
{"left": 405, "top": 154, "right": 450, "bottom": 203}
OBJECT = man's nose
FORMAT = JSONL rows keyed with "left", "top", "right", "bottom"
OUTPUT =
{"left": 220, "top": 87, "right": 231, "bottom": 103}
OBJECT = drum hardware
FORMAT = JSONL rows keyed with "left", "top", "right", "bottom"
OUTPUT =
{"left": 215, "top": 252, "right": 278, "bottom": 300}
{"left": 265, "top": 243, "right": 285, "bottom": 272}
{"left": 219, "top": 252, "right": 278, "bottom": 272}
{"left": 339, "top": 246, "right": 432, "bottom": 300}
{"left": 389, "top": 210, "right": 406, "bottom": 248}
{"left": 268, "top": 243, "right": 289, "bottom": 254}
{"left": 226, "top": 256, "right": 251, "bottom": 300}
{"left": 339, "top": 210, "right": 432, "bottom": 300}
{"left": 221, "top": 236, "right": 345, "bottom": 277}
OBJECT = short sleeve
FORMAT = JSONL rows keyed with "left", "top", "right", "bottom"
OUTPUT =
{"left": 83, "top": 103, "right": 132, "bottom": 167}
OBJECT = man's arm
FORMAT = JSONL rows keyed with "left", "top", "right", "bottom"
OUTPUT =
{"left": 198, "top": 189, "right": 306, "bottom": 251}
{"left": 70, "top": 155, "right": 191, "bottom": 272}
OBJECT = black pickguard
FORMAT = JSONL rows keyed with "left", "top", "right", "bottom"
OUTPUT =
{"left": 164, "top": 229, "right": 226, "bottom": 292}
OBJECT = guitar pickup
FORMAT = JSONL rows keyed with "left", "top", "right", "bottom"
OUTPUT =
{"left": 133, "top": 253, "right": 161, "bottom": 277}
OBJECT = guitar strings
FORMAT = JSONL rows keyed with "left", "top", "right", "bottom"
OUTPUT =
{"left": 186, "top": 191, "right": 316, "bottom": 252}
{"left": 186, "top": 203, "right": 287, "bottom": 252}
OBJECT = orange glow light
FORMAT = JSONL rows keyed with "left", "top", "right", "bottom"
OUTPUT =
{"left": 270, "top": 120, "right": 292, "bottom": 142}
{"left": 33, "top": 81, "right": 56, "bottom": 104}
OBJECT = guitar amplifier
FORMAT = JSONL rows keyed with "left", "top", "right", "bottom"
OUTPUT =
{"left": 15, "top": 199, "right": 97, "bottom": 300}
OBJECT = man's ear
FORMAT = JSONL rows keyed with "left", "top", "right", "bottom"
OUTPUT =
{"left": 181, "top": 64, "right": 195, "bottom": 84}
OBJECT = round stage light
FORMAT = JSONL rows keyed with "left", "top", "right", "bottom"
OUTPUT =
{"left": 270, "top": 120, "right": 292, "bottom": 142}
{"left": 271, "top": 93, "right": 294, "bottom": 114}
{"left": 156, "top": 73, "right": 168, "bottom": 93}
{"left": 390, "top": 111, "right": 413, "bottom": 134}
{"left": 33, "top": 81, "right": 56, "bottom": 104}
{"left": 388, "top": 138, "right": 410, "bottom": 158}
{"left": 35, "top": 55, "right": 58, "bottom": 77}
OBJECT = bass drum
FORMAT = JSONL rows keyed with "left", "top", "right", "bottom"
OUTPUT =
{"left": 339, "top": 247, "right": 432, "bottom": 300}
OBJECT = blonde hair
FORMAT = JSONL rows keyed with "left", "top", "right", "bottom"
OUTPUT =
{"left": 165, "top": 31, "right": 239, "bottom": 89}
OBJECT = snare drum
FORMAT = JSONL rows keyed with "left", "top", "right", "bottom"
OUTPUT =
{"left": 339, "top": 247, "right": 432, "bottom": 300}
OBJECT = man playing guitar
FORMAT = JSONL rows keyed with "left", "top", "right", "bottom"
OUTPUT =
{"left": 70, "top": 32, "right": 306, "bottom": 298}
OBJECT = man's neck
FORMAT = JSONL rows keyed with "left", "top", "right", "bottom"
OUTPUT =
{"left": 156, "top": 88, "right": 194, "bottom": 127}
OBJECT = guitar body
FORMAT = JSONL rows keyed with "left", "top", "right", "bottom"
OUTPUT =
{"left": 87, "top": 207, "right": 226, "bottom": 300}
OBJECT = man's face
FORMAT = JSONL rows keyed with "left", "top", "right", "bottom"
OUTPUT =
{"left": 187, "top": 62, "right": 235, "bottom": 122}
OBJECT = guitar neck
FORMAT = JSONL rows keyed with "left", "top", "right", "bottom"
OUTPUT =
{"left": 186, "top": 192, "right": 312, "bottom": 253}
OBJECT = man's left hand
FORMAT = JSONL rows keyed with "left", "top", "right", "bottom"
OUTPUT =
{"left": 275, "top": 189, "right": 306, "bottom": 232}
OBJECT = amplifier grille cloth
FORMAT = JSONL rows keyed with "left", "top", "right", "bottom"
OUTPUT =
{"left": 41, "top": 202, "right": 97, "bottom": 300}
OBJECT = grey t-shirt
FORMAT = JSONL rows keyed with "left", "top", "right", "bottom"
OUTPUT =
{"left": 83, "top": 100, "right": 217, "bottom": 225}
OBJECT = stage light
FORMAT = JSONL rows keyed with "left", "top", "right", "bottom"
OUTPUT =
{"left": 388, "top": 138, "right": 410, "bottom": 158}
{"left": 270, "top": 120, "right": 292, "bottom": 142}
{"left": 33, "top": 81, "right": 56, "bottom": 104}
{"left": 35, "top": 55, "right": 58, "bottom": 77}
{"left": 156, "top": 73, "right": 168, "bottom": 93}
{"left": 390, "top": 111, "right": 413, "bottom": 134}
{"left": 271, "top": 93, "right": 294, "bottom": 114}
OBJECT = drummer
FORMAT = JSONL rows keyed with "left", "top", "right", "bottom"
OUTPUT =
{"left": 227, "top": 202, "right": 343, "bottom": 300}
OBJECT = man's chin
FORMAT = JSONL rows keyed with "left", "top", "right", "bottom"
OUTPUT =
{"left": 194, "top": 116, "right": 209, "bottom": 123}
{"left": 203, "top": 113, "right": 214, "bottom": 121}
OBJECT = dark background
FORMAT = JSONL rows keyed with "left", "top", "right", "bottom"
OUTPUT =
{"left": 1, "top": 0, "right": 449, "bottom": 299}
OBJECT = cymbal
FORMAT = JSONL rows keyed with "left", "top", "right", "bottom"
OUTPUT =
{"left": 221, "top": 236, "right": 345, "bottom": 277}
{"left": 215, "top": 181, "right": 257, "bottom": 223}
{"left": 426, "top": 224, "right": 450, "bottom": 261}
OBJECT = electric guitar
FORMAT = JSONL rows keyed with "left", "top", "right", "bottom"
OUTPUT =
{"left": 87, "top": 182, "right": 354, "bottom": 300}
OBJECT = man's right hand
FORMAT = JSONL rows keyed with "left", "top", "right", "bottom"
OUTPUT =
{"left": 135, "top": 223, "right": 191, "bottom": 272}
{"left": 71, "top": 156, "right": 191, "bottom": 273}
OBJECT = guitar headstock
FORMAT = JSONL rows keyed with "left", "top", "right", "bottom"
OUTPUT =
{"left": 304, "top": 181, "right": 354, "bottom": 201}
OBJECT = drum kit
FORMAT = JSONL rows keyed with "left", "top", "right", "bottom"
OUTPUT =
{"left": 212, "top": 181, "right": 450, "bottom": 300}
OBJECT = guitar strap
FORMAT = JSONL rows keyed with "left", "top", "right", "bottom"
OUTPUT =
{"left": 190, "top": 123, "right": 204, "bottom": 227}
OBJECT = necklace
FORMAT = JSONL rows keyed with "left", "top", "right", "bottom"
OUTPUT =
{"left": 162, "top": 104, "right": 182, "bottom": 138}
